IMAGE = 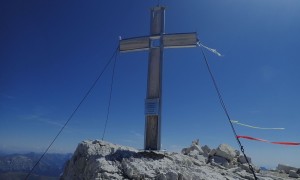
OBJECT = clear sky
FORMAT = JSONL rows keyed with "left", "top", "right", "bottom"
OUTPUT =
{"left": 1, "top": 0, "right": 300, "bottom": 168}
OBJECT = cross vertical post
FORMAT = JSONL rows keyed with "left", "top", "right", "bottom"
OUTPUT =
{"left": 119, "top": 6, "right": 198, "bottom": 151}
{"left": 144, "top": 6, "right": 165, "bottom": 150}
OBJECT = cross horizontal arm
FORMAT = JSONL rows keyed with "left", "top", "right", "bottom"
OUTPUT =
{"left": 119, "top": 32, "right": 198, "bottom": 53}
{"left": 163, "top": 32, "right": 198, "bottom": 49}
{"left": 119, "top": 36, "right": 150, "bottom": 52}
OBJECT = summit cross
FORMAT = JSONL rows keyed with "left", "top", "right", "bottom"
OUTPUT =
{"left": 119, "top": 6, "right": 198, "bottom": 150}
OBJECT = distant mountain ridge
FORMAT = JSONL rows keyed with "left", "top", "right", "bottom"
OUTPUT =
{"left": 0, "top": 152, "right": 72, "bottom": 178}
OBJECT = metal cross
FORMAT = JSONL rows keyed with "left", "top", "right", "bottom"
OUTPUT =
{"left": 119, "top": 6, "right": 198, "bottom": 150}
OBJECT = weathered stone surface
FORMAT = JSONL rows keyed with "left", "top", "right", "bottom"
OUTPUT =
{"left": 239, "top": 163, "right": 260, "bottom": 174}
{"left": 238, "top": 155, "right": 252, "bottom": 164}
{"left": 181, "top": 140, "right": 204, "bottom": 156}
{"left": 194, "top": 154, "right": 206, "bottom": 163}
{"left": 166, "top": 171, "right": 178, "bottom": 179}
{"left": 239, "top": 163, "right": 252, "bottom": 173}
{"left": 156, "top": 173, "right": 167, "bottom": 180}
{"left": 235, "top": 150, "right": 240, "bottom": 157}
{"left": 192, "top": 139, "right": 200, "bottom": 145}
{"left": 201, "top": 145, "right": 211, "bottom": 157}
{"left": 289, "top": 170, "right": 299, "bottom": 178}
{"left": 209, "top": 149, "right": 217, "bottom": 156}
{"left": 61, "top": 139, "right": 298, "bottom": 180}
{"left": 61, "top": 140, "right": 137, "bottom": 180}
{"left": 212, "top": 156, "right": 228, "bottom": 167}
{"left": 277, "top": 164, "right": 298, "bottom": 174}
{"left": 215, "top": 144, "right": 236, "bottom": 161}
{"left": 188, "top": 149, "right": 200, "bottom": 157}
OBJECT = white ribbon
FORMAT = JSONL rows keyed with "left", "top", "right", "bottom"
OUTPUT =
{"left": 231, "top": 120, "right": 285, "bottom": 130}
{"left": 197, "top": 42, "right": 223, "bottom": 57}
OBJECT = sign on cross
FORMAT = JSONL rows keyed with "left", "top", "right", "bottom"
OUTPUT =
{"left": 119, "top": 6, "right": 198, "bottom": 150}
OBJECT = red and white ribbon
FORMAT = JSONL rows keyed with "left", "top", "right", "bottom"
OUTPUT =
{"left": 237, "top": 135, "right": 300, "bottom": 146}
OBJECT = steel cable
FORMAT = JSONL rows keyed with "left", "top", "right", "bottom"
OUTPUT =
{"left": 25, "top": 46, "right": 119, "bottom": 180}
{"left": 199, "top": 46, "right": 258, "bottom": 180}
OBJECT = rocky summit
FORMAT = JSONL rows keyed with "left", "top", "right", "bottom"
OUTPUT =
{"left": 61, "top": 140, "right": 299, "bottom": 180}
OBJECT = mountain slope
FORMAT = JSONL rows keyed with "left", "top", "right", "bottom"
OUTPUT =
{"left": 0, "top": 152, "right": 72, "bottom": 178}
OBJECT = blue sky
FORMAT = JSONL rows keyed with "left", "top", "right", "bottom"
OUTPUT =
{"left": 1, "top": 0, "right": 300, "bottom": 168}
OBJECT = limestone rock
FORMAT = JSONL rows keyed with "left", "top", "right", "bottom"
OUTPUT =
{"left": 239, "top": 163, "right": 260, "bottom": 174}
{"left": 61, "top": 139, "right": 298, "bottom": 180}
{"left": 235, "top": 150, "right": 240, "bottom": 157}
{"left": 156, "top": 173, "right": 167, "bottom": 180}
{"left": 201, "top": 145, "right": 211, "bottom": 157}
{"left": 212, "top": 156, "right": 229, "bottom": 167}
{"left": 239, "top": 163, "right": 252, "bottom": 173}
{"left": 181, "top": 140, "right": 204, "bottom": 156}
{"left": 61, "top": 140, "right": 137, "bottom": 180}
{"left": 215, "top": 144, "right": 236, "bottom": 161}
{"left": 165, "top": 171, "right": 178, "bottom": 179}
{"left": 192, "top": 139, "right": 200, "bottom": 145}
{"left": 238, "top": 155, "right": 252, "bottom": 164}
{"left": 209, "top": 149, "right": 217, "bottom": 156}
{"left": 202, "top": 145, "right": 211, "bottom": 153}
{"left": 194, "top": 154, "right": 206, "bottom": 163}
{"left": 277, "top": 164, "right": 298, "bottom": 174}
{"left": 289, "top": 170, "right": 299, "bottom": 178}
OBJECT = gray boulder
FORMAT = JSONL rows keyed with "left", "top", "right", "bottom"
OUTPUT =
{"left": 156, "top": 173, "right": 167, "bottom": 180}
{"left": 202, "top": 145, "right": 211, "bottom": 152}
{"left": 277, "top": 164, "right": 298, "bottom": 174}
{"left": 181, "top": 140, "right": 204, "bottom": 156}
{"left": 212, "top": 156, "right": 229, "bottom": 166}
{"left": 209, "top": 149, "right": 217, "bottom": 156}
{"left": 234, "top": 150, "right": 240, "bottom": 156}
{"left": 289, "top": 170, "right": 299, "bottom": 178}
{"left": 238, "top": 155, "right": 252, "bottom": 164}
{"left": 215, "top": 144, "right": 236, "bottom": 161}
{"left": 239, "top": 163, "right": 260, "bottom": 173}
{"left": 192, "top": 139, "right": 200, "bottom": 145}
{"left": 201, "top": 145, "right": 211, "bottom": 157}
